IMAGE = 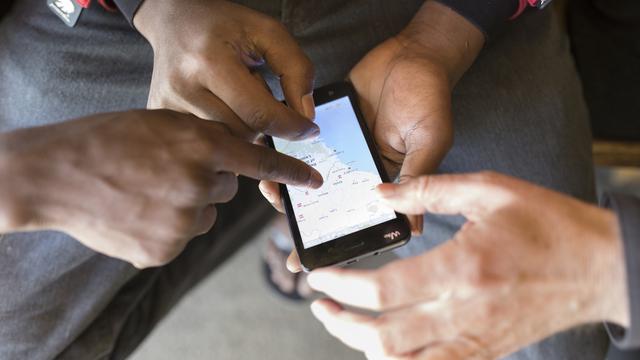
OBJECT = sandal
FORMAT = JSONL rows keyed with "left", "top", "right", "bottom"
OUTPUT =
{"left": 261, "top": 216, "right": 313, "bottom": 301}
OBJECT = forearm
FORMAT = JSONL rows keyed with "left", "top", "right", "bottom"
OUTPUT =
{"left": 399, "top": 1, "right": 485, "bottom": 86}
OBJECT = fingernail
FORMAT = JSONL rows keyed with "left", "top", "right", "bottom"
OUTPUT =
{"left": 286, "top": 262, "right": 301, "bottom": 273}
{"left": 308, "top": 125, "right": 320, "bottom": 139}
{"left": 307, "top": 272, "right": 320, "bottom": 289}
{"left": 263, "top": 190, "right": 274, "bottom": 203}
{"left": 301, "top": 93, "right": 315, "bottom": 120}
{"left": 310, "top": 299, "right": 340, "bottom": 317}
{"left": 310, "top": 170, "right": 323, "bottom": 189}
{"left": 310, "top": 301, "right": 324, "bottom": 318}
{"left": 298, "top": 124, "right": 320, "bottom": 140}
{"left": 375, "top": 183, "right": 397, "bottom": 198}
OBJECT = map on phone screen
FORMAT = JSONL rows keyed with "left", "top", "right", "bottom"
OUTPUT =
{"left": 272, "top": 96, "right": 397, "bottom": 249}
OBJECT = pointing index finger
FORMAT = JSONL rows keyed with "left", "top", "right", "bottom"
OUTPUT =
{"left": 218, "top": 136, "right": 323, "bottom": 188}
{"left": 376, "top": 172, "right": 517, "bottom": 221}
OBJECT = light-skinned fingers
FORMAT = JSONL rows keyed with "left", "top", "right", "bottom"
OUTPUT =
{"left": 286, "top": 250, "right": 302, "bottom": 273}
{"left": 259, "top": 180, "right": 284, "bottom": 212}
{"left": 310, "top": 299, "right": 379, "bottom": 353}
{"left": 376, "top": 172, "right": 516, "bottom": 221}
{"left": 311, "top": 299, "right": 442, "bottom": 359}
{"left": 370, "top": 304, "right": 459, "bottom": 356}
{"left": 307, "top": 268, "right": 384, "bottom": 310}
{"left": 308, "top": 246, "right": 464, "bottom": 311}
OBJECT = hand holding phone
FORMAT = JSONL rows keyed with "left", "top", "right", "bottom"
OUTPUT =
{"left": 265, "top": 82, "right": 411, "bottom": 271}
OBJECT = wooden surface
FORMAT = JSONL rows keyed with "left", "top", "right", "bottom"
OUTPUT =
{"left": 593, "top": 140, "right": 640, "bottom": 167}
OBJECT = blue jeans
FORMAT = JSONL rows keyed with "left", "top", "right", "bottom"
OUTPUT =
{"left": 0, "top": 0, "right": 609, "bottom": 358}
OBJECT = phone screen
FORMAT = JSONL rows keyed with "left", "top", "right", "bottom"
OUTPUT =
{"left": 272, "top": 96, "right": 397, "bottom": 249}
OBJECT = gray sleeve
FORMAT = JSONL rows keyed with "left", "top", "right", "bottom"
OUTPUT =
{"left": 601, "top": 193, "right": 640, "bottom": 349}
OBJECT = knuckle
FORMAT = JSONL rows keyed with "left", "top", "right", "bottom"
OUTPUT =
{"left": 414, "top": 175, "right": 432, "bottom": 201}
{"left": 186, "top": 132, "right": 219, "bottom": 159}
{"left": 256, "top": 150, "right": 281, "bottom": 179}
{"left": 1, "top": 197, "right": 31, "bottom": 230}
{"left": 207, "top": 206, "right": 218, "bottom": 224}
{"left": 220, "top": 174, "right": 239, "bottom": 202}
{"left": 299, "top": 55, "right": 315, "bottom": 77}
{"left": 473, "top": 171, "right": 518, "bottom": 202}
{"left": 262, "top": 18, "right": 288, "bottom": 36}
{"left": 291, "top": 162, "right": 313, "bottom": 185}
{"left": 156, "top": 245, "right": 181, "bottom": 265}
{"left": 135, "top": 245, "right": 173, "bottom": 268}
{"left": 246, "top": 107, "right": 275, "bottom": 131}
{"left": 180, "top": 171, "right": 211, "bottom": 202}
{"left": 168, "top": 207, "right": 199, "bottom": 238}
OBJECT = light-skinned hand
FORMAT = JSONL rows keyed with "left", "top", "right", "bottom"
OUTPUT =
{"left": 307, "top": 172, "right": 628, "bottom": 360}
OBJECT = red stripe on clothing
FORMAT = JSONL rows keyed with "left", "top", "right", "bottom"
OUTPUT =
{"left": 98, "top": 0, "right": 118, "bottom": 12}
{"left": 510, "top": 0, "right": 527, "bottom": 19}
{"left": 75, "top": 0, "right": 91, "bottom": 8}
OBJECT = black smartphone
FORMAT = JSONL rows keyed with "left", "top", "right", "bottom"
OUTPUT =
{"left": 267, "top": 81, "right": 411, "bottom": 271}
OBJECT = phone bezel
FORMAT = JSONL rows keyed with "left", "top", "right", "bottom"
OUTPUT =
{"left": 267, "top": 81, "right": 411, "bottom": 271}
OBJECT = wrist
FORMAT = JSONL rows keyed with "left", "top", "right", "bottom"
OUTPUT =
{"left": 0, "top": 135, "right": 35, "bottom": 233}
{"left": 397, "top": 0, "right": 484, "bottom": 85}
{"left": 0, "top": 129, "right": 67, "bottom": 234}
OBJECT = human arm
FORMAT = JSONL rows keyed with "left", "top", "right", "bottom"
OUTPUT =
{"left": 0, "top": 110, "right": 322, "bottom": 268}
{"left": 307, "top": 172, "right": 630, "bottom": 359}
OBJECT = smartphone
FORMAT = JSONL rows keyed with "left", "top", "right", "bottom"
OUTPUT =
{"left": 267, "top": 81, "right": 411, "bottom": 271}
